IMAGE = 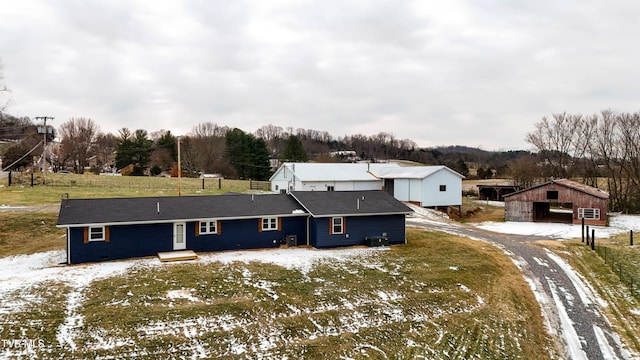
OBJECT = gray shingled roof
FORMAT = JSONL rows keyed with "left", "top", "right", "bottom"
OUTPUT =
{"left": 290, "top": 190, "right": 412, "bottom": 217}
{"left": 57, "top": 193, "right": 307, "bottom": 226}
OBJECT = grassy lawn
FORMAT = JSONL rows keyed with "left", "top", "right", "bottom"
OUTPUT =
{"left": 0, "top": 173, "right": 254, "bottom": 206}
{"left": 5, "top": 176, "right": 639, "bottom": 357}
{"left": 0, "top": 210, "right": 65, "bottom": 257}
{"left": 0, "top": 229, "right": 558, "bottom": 359}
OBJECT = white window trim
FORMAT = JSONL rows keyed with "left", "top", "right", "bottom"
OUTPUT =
{"left": 578, "top": 208, "right": 600, "bottom": 220}
{"left": 262, "top": 217, "right": 278, "bottom": 231}
{"left": 199, "top": 220, "right": 218, "bottom": 234}
{"left": 89, "top": 226, "right": 105, "bottom": 242}
{"left": 331, "top": 217, "right": 344, "bottom": 234}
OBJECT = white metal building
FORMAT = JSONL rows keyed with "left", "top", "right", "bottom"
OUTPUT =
{"left": 270, "top": 162, "right": 464, "bottom": 208}
{"left": 374, "top": 165, "right": 465, "bottom": 207}
{"left": 270, "top": 162, "right": 399, "bottom": 192}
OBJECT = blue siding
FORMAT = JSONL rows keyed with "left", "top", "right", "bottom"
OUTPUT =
{"left": 69, "top": 223, "right": 173, "bottom": 264}
{"left": 310, "top": 214, "right": 406, "bottom": 248}
{"left": 68, "top": 217, "right": 308, "bottom": 264}
{"left": 189, "top": 217, "right": 307, "bottom": 251}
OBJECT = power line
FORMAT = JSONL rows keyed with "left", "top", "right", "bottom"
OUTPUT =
{"left": 2, "top": 139, "right": 43, "bottom": 171}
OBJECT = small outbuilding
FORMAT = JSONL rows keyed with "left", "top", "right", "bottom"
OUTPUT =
{"left": 477, "top": 184, "right": 520, "bottom": 201}
{"left": 503, "top": 179, "right": 609, "bottom": 226}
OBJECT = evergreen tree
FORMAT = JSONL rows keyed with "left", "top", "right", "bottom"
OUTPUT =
{"left": 115, "top": 128, "right": 153, "bottom": 175}
{"left": 282, "top": 135, "right": 308, "bottom": 162}
{"left": 225, "top": 128, "right": 272, "bottom": 180}
{"left": 249, "top": 137, "right": 272, "bottom": 180}
{"left": 225, "top": 128, "right": 250, "bottom": 179}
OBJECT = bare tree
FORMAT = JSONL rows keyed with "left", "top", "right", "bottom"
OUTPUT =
{"left": 58, "top": 117, "right": 100, "bottom": 173}
{"left": 0, "top": 60, "right": 11, "bottom": 112}
{"left": 526, "top": 113, "right": 583, "bottom": 178}
{"left": 94, "top": 132, "right": 117, "bottom": 170}
{"left": 255, "top": 124, "right": 284, "bottom": 142}
{"left": 507, "top": 154, "right": 541, "bottom": 189}
{"left": 185, "top": 122, "right": 232, "bottom": 175}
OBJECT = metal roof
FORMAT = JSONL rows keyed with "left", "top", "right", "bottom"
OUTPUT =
{"left": 372, "top": 165, "right": 465, "bottom": 179}
{"left": 272, "top": 162, "right": 401, "bottom": 182}
{"left": 503, "top": 179, "right": 610, "bottom": 199}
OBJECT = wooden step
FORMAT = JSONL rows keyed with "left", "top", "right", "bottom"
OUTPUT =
{"left": 158, "top": 250, "right": 198, "bottom": 262}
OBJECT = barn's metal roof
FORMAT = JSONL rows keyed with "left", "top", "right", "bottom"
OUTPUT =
{"left": 503, "top": 179, "right": 609, "bottom": 199}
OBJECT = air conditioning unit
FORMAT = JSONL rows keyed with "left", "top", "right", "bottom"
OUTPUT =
{"left": 365, "top": 236, "right": 389, "bottom": 247}
{"left": 286, "top": 235, "right": 297, "bottom": 247}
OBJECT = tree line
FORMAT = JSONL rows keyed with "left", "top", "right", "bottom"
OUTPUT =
{"left": 4, "top": 109, "right": 640, "bottom": 212}
{"left": 524, "top": 110, "right": 640, "bottom": 213}
{"left": 2, "top": 116, "right": 522, "bottom": 180}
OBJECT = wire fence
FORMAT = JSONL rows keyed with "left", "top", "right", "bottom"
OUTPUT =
{"left": 585, "top": 228, "right": 640, "bottom": 299}
{"left": 5, "top": 171, "right": 261, "bottom": 192}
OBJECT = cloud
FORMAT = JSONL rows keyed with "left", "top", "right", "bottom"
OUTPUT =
{"left": 1, "top": 0, "right": 640, "bottom": 151}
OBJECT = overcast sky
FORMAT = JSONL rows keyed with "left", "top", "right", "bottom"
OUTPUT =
{"left": 1, "top": 1, "right": 639, "bottom": 151}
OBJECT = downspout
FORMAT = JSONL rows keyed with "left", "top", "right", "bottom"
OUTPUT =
{"left": 66, "top": 227, "right": 71, "bottom": 265}
{"left": 306, "top": 215, "right": 310, "bottom": 246}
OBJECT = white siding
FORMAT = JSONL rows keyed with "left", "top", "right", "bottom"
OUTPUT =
{"left": 393, "top": 179, "right": 410, "bottom": 201}
{"left": 353, "top": 180, "right": 383, "bottom": 191}
{"left": 270, "top": 166, "right": 292, "bottom": 192}
{"left": 420, "top": 170, "right": 462, "bottom": 207}
{"left": 296, "top": 180, "right": 382, "bottom": 191}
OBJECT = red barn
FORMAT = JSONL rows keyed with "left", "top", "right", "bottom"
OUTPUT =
{"left": 504, "top": 179, "right": 609, "bottom": 226}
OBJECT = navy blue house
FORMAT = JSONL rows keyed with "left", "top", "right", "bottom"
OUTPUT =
{"left": 290, "top": 191, "right": 411, "bottom": 248}
{"left": 57, "top": 191, "right": 411, "bottom": 264}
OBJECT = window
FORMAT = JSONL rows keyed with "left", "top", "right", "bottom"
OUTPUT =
{"left": 547, "top": 191, "right": 559, "bottom": 200}
{"left": 89, "top": 226, "right": 105, "bottom": 241}
{"left": 262, "top": 217, "right": 278, "bottom": 231}
{"left": 327, "top": 186, "right": 335, "bottom": 191}
{"left": 439, "top": 185, "right": 446, "bottom": 192}
{"left": 578, "top": 208, "right": 600, "bottom": 220}
{"left": 199, "top": 220, "right": 218, "bottom": 234}
{"left": 331, "top": 217, "right": 344, "bottom": 234}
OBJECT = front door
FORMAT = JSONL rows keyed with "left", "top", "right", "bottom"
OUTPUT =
{"left": 173, "top": 222, "right": 186, "bottom": 250}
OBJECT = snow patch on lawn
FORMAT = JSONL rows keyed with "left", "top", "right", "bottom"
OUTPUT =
{"left": 473, "top": 214, "right": 640, "bottom": 240}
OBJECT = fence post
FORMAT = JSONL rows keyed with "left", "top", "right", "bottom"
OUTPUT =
{"left": 591, "top": 229, "right": 595, "bottom": 250}
{"left": 581, "top": 217, "right": 585, "bottom": 242}
{"left": 202, "top": 178, "right": 205, "bottom": 190}
{"left": 31, "top": 173, "right": 34, "bottom": 187}
{"left": 7, "top": 171, "right": 11, "bottom": 186}
{"left": 631, "top": 230, "right": 634, "bottom": 246}
{"left": 586, "top": 226, "right": 590, "bottom": 246}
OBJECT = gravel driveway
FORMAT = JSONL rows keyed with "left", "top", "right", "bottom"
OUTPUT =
{"left": 407, "top": 215, "right": 633, "bottom": 359}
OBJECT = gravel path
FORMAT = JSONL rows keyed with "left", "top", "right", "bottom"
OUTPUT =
{"left": 407, "top": 216, "right": 632, "bottom": 359}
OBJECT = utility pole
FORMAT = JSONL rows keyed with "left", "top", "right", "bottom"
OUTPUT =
{"left": 177, "top": 136, "right": 181, "bottom": 196}
{"left": 35, "top": 116, "right": 54, "bottom": 184}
